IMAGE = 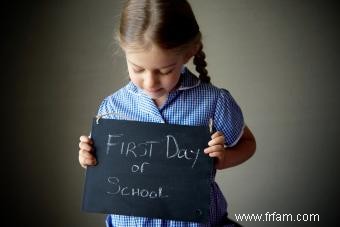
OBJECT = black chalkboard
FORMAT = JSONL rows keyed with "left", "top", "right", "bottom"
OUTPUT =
{"left": 82, "top": 118, "right": 213, "bottom": 223}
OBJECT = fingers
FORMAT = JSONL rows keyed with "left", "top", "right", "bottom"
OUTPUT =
{"left": 80, "top": 135, "right": 93, "bottom": 144}
{"left": 204, "top": 131, "right": 225, "bottom": 158}
{"left": 79, "top": 135, "right": 96, "bottom": 168}
{"left": 208, "top": 131, "right": 225, "bottom": 146}
{"left": 79, "top": 141, "right": 93, "bottom": 152}
{"left": 204, "top": 145, "right": 225, "bottom": 157}
{"left": 79, "top": 135, "right": 94, "bottom": 151}
{"left": 210, "top": 131, "right": 223, "bottom": 139}
{"left": 79, "top": 151, "right": 97, "bottom": 168}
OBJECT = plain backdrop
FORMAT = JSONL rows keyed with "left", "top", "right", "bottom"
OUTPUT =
{"left": 5, "top": 0, "right": 340, "bottom": 226}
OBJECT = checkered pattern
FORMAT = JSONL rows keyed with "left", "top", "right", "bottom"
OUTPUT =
{"left": 98, "top": 68, "right": 244, "bottom": 227}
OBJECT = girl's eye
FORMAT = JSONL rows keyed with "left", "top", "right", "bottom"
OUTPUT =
{"left": 159, "top": 69, "right": 173, "bottom": 75}
{"left": 133, "top": 68, "right": 144, "bottom": 73}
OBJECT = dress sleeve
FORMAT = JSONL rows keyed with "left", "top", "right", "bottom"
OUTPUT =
{"left": 96, "top": 96, "right": 129, "bottom": 120}
{"left": 97, "top": 97, "right": 110, "bottom": 116}
{"left": 213, "top": 89, "right": 245, "bottom": 147}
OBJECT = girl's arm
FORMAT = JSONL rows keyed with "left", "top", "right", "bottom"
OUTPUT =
{"left": 204, "top": 126, "right": 256, "bottom": 170}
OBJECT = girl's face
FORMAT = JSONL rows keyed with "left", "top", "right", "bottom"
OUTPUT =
{"left": 125, "top": 45, "right": 191, "bottom": 106}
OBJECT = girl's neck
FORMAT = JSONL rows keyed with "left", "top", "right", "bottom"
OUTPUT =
{"left": 153, "top": 95, "right": 167, "bottom": 108}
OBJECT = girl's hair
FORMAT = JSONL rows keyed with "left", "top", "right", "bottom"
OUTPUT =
{"left": 118, "top": 0, "right": 210, "bottom": 83}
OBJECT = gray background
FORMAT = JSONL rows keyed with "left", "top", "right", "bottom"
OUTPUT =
{"left": 5, "top": 0, "right": 339, "bottom": 226}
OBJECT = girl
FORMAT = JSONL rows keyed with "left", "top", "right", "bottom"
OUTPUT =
{"left": 79, "top": 0, "right": 256, "bottom": 226}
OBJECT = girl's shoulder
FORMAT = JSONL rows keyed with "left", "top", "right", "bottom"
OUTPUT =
{"left": 182, "top": 68, "right": 230, "bottom": 95}
{"left": 96, "top": 82, "right": 138, "bottom": 117}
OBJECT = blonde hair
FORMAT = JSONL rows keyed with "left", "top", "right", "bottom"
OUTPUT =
{"left": 117, "top": 0, "right": 210, "bottom": 83}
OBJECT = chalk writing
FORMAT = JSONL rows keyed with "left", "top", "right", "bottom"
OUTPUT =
{"left": 166, "top": 135, "right": 200, "bottom": 168}
{"left": 107, "top": 134, "right": 159, "bottom": 158}
{"left": 131, "top": 162, "right": 150, "bottom": 173}
{"left": 107, "top": 176, "right": 169, "bottom": 199}
{"left": 106, "top": 134, "right": 200, "bottom": 168}
{"left": 106, "top": 134, "right": 123, "bottom": 155}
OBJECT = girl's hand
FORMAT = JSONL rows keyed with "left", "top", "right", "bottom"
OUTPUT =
{"left": 78, "top": 135, "right": 97, "bottom": 168}
{"left": 204, "top": 131, "right": 227, "bottom": 169}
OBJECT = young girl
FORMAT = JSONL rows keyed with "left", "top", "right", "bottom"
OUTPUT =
{"left": 79, "top": 0, "right": 256, "bottom": 226}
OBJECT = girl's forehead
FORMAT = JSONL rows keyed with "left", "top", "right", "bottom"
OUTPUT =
{"left": 124, "top": 45, "right": 179, "bottom": 55}
{"left": 125, "top": 46, "right": 184, "bottom": 66}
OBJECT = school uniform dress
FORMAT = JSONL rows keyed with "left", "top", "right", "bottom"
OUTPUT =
{"left": 98, "top": 67, "right": 244, "bottom": 227}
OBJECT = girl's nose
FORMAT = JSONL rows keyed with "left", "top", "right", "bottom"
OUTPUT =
{"left": 144, "top": 72, "right": 159, "bottom": 88}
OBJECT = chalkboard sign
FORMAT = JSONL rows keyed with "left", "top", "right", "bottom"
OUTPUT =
{"left": 82, "top": 118, "right": 213, "bottom": 223}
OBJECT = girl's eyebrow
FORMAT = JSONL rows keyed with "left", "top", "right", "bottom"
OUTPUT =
{"left": 127, "top": 60, "right": 177, "bottom": 69}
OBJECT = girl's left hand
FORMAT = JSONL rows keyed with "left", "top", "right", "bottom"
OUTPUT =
{"left": 204, "top": 131, "right": 227, "bottom": 169}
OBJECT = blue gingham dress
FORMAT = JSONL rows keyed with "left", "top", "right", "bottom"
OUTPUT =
{"left": 98, "top": 68, "right": 244, "bottom": 227}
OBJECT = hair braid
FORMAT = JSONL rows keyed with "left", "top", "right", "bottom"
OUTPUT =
{"left": 193, "top": 45, "right": 210, "bottom": 83}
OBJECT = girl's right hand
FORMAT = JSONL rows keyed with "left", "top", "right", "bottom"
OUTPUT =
{"left": 78, "top": 135, "right": 97, "bottom": 168}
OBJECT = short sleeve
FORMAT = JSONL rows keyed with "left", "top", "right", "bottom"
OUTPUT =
{"left": 214, "top": 89, "right": 245, "bottom": 147}
{"left": 96, "top": 97, "right": 120, "bottom": 119}
{"left": 96, "top": 96, "right": 131, "bottom": 120}
{"left": 97, "top": 97, "right": 110, "bottom": 116}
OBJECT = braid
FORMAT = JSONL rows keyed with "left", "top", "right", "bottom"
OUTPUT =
{"left": 193, "top": 45, "right": 210, "bottom": 83}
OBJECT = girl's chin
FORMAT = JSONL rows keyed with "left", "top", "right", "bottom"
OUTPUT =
{"left": 144, "top": 89, "right": 166, "bottom": 98}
